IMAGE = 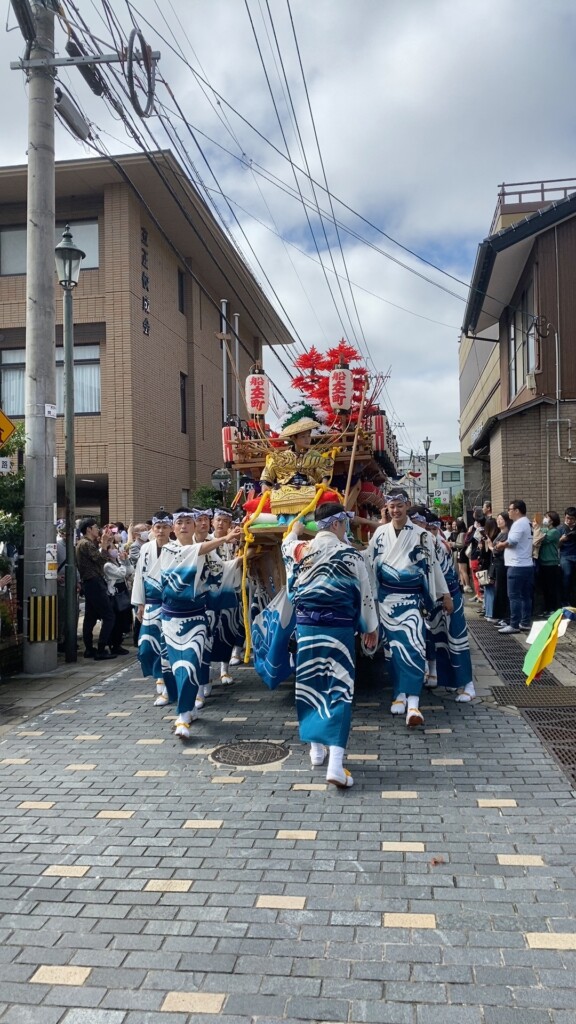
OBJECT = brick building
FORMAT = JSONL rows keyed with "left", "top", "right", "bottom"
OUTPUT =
{"left": 460, "top": 178, "right": 576, "bottom": 515}
{"left": 0, "top": 151, "right": 294, "bottom": 522}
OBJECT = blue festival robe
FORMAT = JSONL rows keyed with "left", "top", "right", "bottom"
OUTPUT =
{"left": 132, "top": 540, "right": 168, "bottom": 685}
{"left": 366, "top": 522, "right": 448, "bottom": 698}
{"left": 160, "top": 542, "right": 240, "bottom": 715}
{"left": 282, "top": 530, "right": 378, "bottom": 747}
{"left": 208, "top": 538, "right": 245, "bottom": 665}
{"left": 426, "top": 533, "right": 473, "bottom": 689}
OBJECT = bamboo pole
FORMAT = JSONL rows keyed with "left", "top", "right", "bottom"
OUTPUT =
{"left": 344, "top": 379, "right": 369, "bottom": 508}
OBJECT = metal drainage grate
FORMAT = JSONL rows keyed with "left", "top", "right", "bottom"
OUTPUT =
{"left": 491, "top": 685, "right": 576, "bottom": 707}
{"left": 521, "top": 708, "right": 576, "bottom": 788}
{"left": 467, "top": 619, "right": 558, "bottom": 686}
{"left": 211, "top": 740, "right": 290, "bottom": 767}
{"left": 519, "top": 707, "right": 576, "bottom": 726}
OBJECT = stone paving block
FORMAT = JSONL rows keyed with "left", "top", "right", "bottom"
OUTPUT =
{"left": 0, "top": 1008, "right": 67, "bottom": 1024}
{"left": 30, "top": 965, "right": 92, "bottom": 985}
{"left": 160, "top": 992, "right": 225, "bottom": 1013}
{"left": 61, "top": 1012, "right": 127, "bottom": 1024}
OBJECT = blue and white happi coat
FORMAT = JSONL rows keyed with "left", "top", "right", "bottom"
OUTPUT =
{"left": 160, "top": 542, "right": 240, "bottom": 715}
{"left": 132, "top": 540, "right": 167, "bottom": 683}
{"left": 208, "top": 538, "right": 245, "bottom": 664}
{"left": 365, "top": 522, "right": 448, "bottom": 698}
{"left": 282, "top": 530, "right": 378, "bottom": 747}
{"left": 426, "top": 533, "right": 473, "bottom": 689}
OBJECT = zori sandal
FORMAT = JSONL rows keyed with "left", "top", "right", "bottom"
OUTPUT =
{"left": 406, "top": 708, "right": 424, "bottom": 728}
{"left": 326, "top": 768, "right": 354, "bottom": 789}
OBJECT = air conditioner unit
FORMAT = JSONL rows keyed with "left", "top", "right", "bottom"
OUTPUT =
{"left": 526, "top": 371, "right": 536, "bottom": 391}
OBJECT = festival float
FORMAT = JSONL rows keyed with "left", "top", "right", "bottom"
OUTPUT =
{"left": 221, "top": 342, "right": 401, "bottom": 659}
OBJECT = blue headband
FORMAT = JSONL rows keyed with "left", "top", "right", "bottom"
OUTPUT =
{"left": 152, "top": 515, "right": 173, "bottom": 525}
{"left": 316, "top": 510, "right": 354, "bottom": 530}
{"left": 385, "top": 493, "right": 408, "bottom": 503}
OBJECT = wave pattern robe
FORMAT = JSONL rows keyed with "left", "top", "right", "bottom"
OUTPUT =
{"left": 161, "top": 542, "right": 240, "bottom": 715}
{"left": 366, "top": 522, "right": 448, "bottom": 698}
{"left": 132, "top": 540, "right": 165, "bottom": 682}
{"left": 426, "top": 533, "right": 473, "bottom": 689}
{"left": 282, "top": 530, "right": 377, "bottom": 747}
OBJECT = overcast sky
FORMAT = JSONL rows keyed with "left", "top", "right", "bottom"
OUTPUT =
{"left": 3, "top": 0, "right": 576, "bottom": 458}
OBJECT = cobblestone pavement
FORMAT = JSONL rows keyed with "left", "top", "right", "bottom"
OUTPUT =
{"left": 1, "top": 645, "right": 576, "bottom": 1024}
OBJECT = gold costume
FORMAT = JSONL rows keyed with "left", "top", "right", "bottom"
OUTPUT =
{"left": 261, "top": 448, "right": 334, "bottom": 515}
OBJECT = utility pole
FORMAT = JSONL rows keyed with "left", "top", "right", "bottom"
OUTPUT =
{"left": 23, "top": 0, "right": 58, "bottom": 673}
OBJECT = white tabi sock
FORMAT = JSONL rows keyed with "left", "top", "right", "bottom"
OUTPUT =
{"left": 310, "top": 742, "right": 326, "bottom": 765}
{"left": 221, "top": 661, "right": 229, "bottom": 676}
{"left": 327, "top": 745, "right": 345, "bottom": 775}
{"left": 407, "top": 695, "right": 420, "bottom": 711}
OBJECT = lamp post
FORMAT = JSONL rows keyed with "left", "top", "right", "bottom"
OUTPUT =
{"left": 423, "top": 436, "right": 431, "bottom": 505}
{"left": 54, "top": 225, "right": 85, "bottom": 663}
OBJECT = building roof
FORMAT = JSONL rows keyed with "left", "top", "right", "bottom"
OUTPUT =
{"left": 461, "top": 191, "right": 576, "bottom": 338}
{"left": 467, "top": 396, "right": 555, "bottom": 456}
{"left": 0, "top": 150, "right": 295, "bottom": 349}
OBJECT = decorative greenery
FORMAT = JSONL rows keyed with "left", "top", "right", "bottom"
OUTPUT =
{"left": 189, "top": 483, "right": 222, "bottom": 508}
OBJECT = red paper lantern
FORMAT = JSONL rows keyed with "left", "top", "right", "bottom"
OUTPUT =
{"left": 222, "top": 424, "right": 238, "bottom": 466}
{"left": 372, "top": 413, "right": 387, "bottom": 454}
{"left": 328, "top": 365, "right": 354, "bottom": 412}
{"left": 245, "top": 369, "right": 270, "bottom": 416}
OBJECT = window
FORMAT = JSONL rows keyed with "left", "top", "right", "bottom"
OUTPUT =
{"left": 0, "top": 221, "right": 99, "bottom": 276}
{"left": 0, "top": 345, "right": 101, "bottom": 415}
{"left": 442, "top": 470, "right": 461, "bottom": 482}
{"left": 177, "top": 269, "right": 185, "bottom": 313}
{"left": 523, "top": 281, "right": 535, "bottom": 374}
{"left": 179, "top": 372, "right": 187, "bottom": 434}
{"left": 508, "top": 282, "right": 536, "bottom": 399}
{"left": 56, "top": 345, "right": 100, "bottom": 413}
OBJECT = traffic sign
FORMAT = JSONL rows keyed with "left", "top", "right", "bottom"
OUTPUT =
{"left": 0, "top": 409, "right": 16, "bottom": 448}
{"left": 433, "top": 497, "right": 442, "bottom": 506}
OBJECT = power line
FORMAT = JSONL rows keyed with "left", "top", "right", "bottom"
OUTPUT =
{"left": 243, "top": 0, "right": 357, "bottom": 347}
{"left": 61, "top": 0, "right": 300, "bottom": 389}
{"left": 284, "top": 0, "right": 372, "bottom": 367}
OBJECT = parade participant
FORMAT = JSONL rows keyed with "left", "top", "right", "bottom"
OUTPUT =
{"left": 282, "top": 502, "right": 378, "bottom": 788}
{"left": 211, "top": 509, "right": 244, "bottom": 685}
{"left": 365, "top": 490, "right": 452, "bottom": 727}
{"left": 260, "top": 409, "right": 335, "bottom": 518}
{"left": 416, "top": 509, "right": 475, "bottom": 703}
{"left": 161, "top": 508, "right": 242, "bottom": 739}
{"left": 76, "top": 519, "right": 116, "bottom": 660}
{"left": 189, "top": 509, "right": 216, "bottom": 709}
{"left": 132, "top": 512, "right": 174, "bottom": 706}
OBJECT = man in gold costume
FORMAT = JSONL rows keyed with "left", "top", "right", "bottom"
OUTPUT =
{"left": 260, "top": 415, "right": 334, "bottom": 517}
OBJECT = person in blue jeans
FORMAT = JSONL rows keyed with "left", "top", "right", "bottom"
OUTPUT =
{"left": 559, "top": 506, "right": 576, "bottom": 606}
{"left": 493, "top": 499, "right": 534, "bottom": 634}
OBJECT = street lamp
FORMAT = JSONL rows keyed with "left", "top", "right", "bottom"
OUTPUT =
{"left": 423, "top": 436, "right": 431, "bottom": 505}
{"left": 54, "top": 225, "right": 85, "bottom": 662}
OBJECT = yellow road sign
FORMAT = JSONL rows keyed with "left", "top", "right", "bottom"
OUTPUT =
{"left": 0, "top": 408, "right": 16, "bottom": 447}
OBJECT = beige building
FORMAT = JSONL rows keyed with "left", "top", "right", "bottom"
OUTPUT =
{"left": 0, "top": 151, "right": 294, "bottom": 522}
{"left": 460, "top": 178, "right": 576, "bottom": 514}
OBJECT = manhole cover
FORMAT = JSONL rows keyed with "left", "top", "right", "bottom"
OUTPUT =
{"left": 211, "top": 740, "right": 290, "bottom": 767}
{"left": 492, "top": 685, "right": 576, "bottom": 707}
